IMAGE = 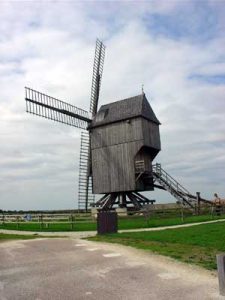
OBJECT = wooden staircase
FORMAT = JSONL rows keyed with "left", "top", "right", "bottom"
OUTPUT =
{"left": 152, "top": 163, "right": 196, "bottom": 208}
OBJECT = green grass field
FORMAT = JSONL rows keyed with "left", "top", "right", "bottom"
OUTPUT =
{"left": 0, "top": 233, "right": 42, "bottom": 242}
{"left": 0, "top": 214, "right": 224, "bottom": 232}
{"left": 88, "top": 221, "right": 225, "bottom": 270}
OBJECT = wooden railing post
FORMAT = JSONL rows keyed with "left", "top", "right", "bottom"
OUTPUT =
{"left": 180, "top": 203, "right": 184, "bottom": 222}
{"left": 70, "top": 214, "right": 74, "bottom": 230}
{"left": 16, "top": 216, "right": 19, "bottom": 229}
{"left": 196, "top": 192, "right": 200, "bottom": 215}
{"left": 39, "top": 215, "right": 43, "bottom": 230}
{"left": 217, "top": 254, "right": 225, "bottom": 296}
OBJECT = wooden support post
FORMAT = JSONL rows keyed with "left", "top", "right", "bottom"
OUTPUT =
{"left": 118, "top": 194, "right": 122, "bottom": 208}
{"left": 217, "top": 254, "right": 225, "bottom": 296}
{"left": 97, "top": 211, "right": 118, "bottom": 234}
{"left": 16, "top": 216, "right": 19, "bottom": 229}
{"left": 70, "top": 214, "right": 74, "bottom": 230}
{"left": 122, "top": 193, "right": 126, "bottom": 207}
{"left": 180, "top": 203, "right": 184, "bottom": 223}
{"left": 41, "top": 214, "right": 43, "bottom": 229}
{"left": 196, "top": 192, "right": 200, "bottom": 215}
{"left": 211, "top": 204, "right": 214, "bottom": 219}
{"left": 39, "top": 215, "right": 43, "bottom": 230}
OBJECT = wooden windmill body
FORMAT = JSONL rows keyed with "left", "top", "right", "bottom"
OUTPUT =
{"left": 89, "top": 94, "right": 161, "bottom": 209}
{"left": 25, "top": 39, "right": 161, "bottom": 211}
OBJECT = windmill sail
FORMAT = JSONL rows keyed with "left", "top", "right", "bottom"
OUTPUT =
{"left": 89, "top": 39, "right": 105, "bottom": 116}
{"left": 78, "top": 39, "right": 106, "bottom": 211}
{"left": 78, "top": 131, "right": 95, "bottom": 211}
{"left": 25, "top": 87, "right": 91, "bottom": 129}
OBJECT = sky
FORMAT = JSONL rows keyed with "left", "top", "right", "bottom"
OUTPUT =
{"left": 0, "top": 0, "right": 225, "bottom": 210}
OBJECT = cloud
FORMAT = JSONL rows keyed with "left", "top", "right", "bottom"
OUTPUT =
{"left": 0, "top": 1, "right": 224, "bottom": 210}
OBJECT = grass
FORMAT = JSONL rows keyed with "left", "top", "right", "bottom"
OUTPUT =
{"left": 118, "top": 214, "right": 225, "bottom": 230}
{"left": 0, "top": 221, "right": 96, "bottom": 232}
{"left": 88, "top": 221, "right": 225, "bottom": 270}
{"left": 0, "top": 233, "right": 42, "bottom": 242}
{"left": 0, "top": 213, "right": 225, "bottom": 232}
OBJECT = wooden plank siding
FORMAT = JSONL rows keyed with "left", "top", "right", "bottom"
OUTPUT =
{"left": 91, "top": 118, "right": 143, "bottom": 149}
{"left": 91, "top": 118, "right": 160, "bottom": 194}
{"left": 90, "top": 94, "right": 161, "bottom": 194}
{"left": 92, "top": 140, "right": 143, "bottom": 194}
{"left": 142, "top": 119, "right": 161, "bottom": 154}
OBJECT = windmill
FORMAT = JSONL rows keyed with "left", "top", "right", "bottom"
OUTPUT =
{"left": 24, "top": 39, "right": 162, "bottom": 212}
{"left": 26, "top": 38, "right": 205, "bottom": 212}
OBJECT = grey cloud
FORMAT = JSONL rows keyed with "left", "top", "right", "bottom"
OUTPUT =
{"left": 0, "top": 1, "right": 224, "bottom": 209}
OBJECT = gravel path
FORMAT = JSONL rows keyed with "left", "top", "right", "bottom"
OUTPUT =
{"left": 0, "top": 238, "right": 223, "bottom": 299}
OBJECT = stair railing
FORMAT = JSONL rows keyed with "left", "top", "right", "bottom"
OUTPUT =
{"left": 153, "top": 163, "right": 190, "bottom": 196}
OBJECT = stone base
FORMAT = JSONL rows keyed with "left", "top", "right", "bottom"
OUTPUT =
{"left": 91, "top": 208, "right": 99, "bottom": 219}
{"left": 115, "top": 207, "right": 128, "bottom": 217}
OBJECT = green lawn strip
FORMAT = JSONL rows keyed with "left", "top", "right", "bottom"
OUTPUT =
{"left": 0, "top": 214, "right": 225, "bottom": 232}
{"left": 118, "top": 214, "right": 225, "bottom": 230}
{"left": 0, "top": 233, "right": 44, "bottom": 242}
{"left": 0, "top": 232, "right": 65, "bottom": 242}
{"left": 88, "top": 221, "right": 225, "bottom": 270}
{"left": 0, "top": 222, "right": 96, "bottom": 232}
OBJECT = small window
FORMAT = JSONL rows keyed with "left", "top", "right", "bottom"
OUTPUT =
{"left": 96, "top": 108, "right": 109, "bottom": 122}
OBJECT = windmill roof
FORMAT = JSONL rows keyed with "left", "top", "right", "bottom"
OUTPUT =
{"left": 90, "top": 93, "right": 160, "bottom": 128}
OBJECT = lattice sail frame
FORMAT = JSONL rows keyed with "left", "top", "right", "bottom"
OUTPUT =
{"left": 25, "top": 87, "right": 91, "bottom": 129}
{"left": 78, "top": 39, "right": 106, "bottom": 210}
{"left": 78, "top": 131, "right": 95, "bottom": 211}
{"left": 89, "top": 39, "right": 106, "bottom": 116}
{"left": 25, "top": 39, "right": 105, "bottom": 211}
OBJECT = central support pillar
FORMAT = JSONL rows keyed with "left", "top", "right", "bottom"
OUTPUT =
{"left": 97, "top": 211, "right": 118, "bottom": 234}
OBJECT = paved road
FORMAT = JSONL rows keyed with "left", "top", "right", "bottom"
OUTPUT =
{"left": 0, "top": 238, "right": 223, "bottom": 300}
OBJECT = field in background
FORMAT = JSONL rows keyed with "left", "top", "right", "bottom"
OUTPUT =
{"left": 88, "top": 221, "right": 225, "bottom": 270}
{"left": 0, "top": 209, "right": 225, "bottom": 232}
